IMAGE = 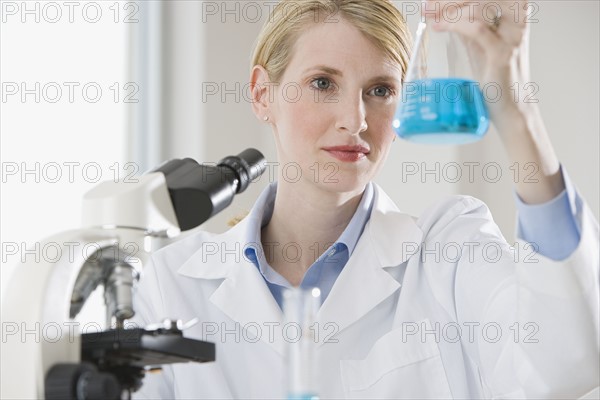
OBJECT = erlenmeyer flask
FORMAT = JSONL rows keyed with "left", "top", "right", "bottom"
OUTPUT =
{"left": 393, "top": 21, "right": 490, "bottom": 144}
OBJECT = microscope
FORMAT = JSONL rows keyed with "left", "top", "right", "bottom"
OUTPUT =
{"left": 1, "top": 149, "right": 266, "bottom": 399}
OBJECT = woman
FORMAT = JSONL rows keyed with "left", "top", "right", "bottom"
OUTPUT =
{"left": 133, "top": 0, "right": 599, "bottom": 398}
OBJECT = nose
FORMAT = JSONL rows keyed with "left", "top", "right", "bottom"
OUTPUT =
{"left": 335, "top": 91, "right": 368, "bottom": 136}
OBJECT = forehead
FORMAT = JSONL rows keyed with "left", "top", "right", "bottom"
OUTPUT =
{"left": 284, "top": 18, "right": 401, "bottom": 80}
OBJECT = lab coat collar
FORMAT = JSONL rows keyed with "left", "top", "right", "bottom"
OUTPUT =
{"left": 177, "top": 182, "right": 423, "bottom": 354}
{"left": 367, "top": 183, "right": 424, "bottom": 267}
{"left": 178, "top": 210, "right": 288, "bottom": 353}
{"left": 177, "top": 180, "right": 270, "bottom": 279}
{"left": 315, "top": 183, "right": 423, "bottom": 340}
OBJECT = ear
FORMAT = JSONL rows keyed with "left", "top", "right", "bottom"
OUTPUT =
{"left": 250, "top": 65, "right": 274, "bottom": 123}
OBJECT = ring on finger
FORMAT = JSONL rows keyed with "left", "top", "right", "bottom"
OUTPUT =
{"left": 491, "top": 13, "right": 501, "bottom": 32}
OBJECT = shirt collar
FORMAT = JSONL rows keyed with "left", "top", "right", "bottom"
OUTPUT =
{"left": 243, "top": 181, "right": 374, "bottom": 258}
{"left": 242, "top": 181, "right": 276, "bottom": 269}
{"left": 337, "top": 181, "right": 374, "bottom": 255}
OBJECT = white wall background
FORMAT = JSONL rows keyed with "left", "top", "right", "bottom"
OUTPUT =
{"left": 1, "top": 1, "right": 128, "bottom": 294}
{"left": 2, "top": 0, "right": 598, "bottom": 296}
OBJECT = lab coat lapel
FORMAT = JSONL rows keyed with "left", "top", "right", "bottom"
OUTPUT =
{"left": 316, "top": 184, "right": 423, "bottom": 339}
{"left": 177, "top": 215, "right": 286, "bottom": 355}
{"left": 209, "top": 257, "right": 286, "bottom": 355}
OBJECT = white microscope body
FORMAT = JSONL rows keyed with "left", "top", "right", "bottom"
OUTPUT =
{"left": 1, "top": 149, "right": 265, "bottom": 399}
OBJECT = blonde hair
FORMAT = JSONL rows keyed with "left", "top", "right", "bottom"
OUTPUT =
{"left": 251, "top": 0, "right": 412, "bottom": 83}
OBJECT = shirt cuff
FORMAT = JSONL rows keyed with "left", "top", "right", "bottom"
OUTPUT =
{"left": 514, "top": 165, "right": 582, "bottom": 261}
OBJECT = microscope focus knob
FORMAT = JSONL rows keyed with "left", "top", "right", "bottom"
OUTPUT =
{"left": 45, "top": 363, "right": 121, "bottom": 400}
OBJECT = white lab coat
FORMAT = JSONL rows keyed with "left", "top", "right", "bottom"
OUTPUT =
{"left": 132, "top": 183, "right": 599, "bottom": 399}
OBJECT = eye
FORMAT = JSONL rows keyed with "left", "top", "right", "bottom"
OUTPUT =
{"left": 310, "top": 77, "right": 332, "bottom": 90}
{"left": 370, "top": 85, "right": 394, "bottom": 98}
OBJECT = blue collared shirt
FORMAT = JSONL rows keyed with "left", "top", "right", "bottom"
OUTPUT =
{"left": 244, "top": 182, "right": 374, "bottom": 309}
{"left": 244, "top": 169, "right": 581, "bottom": 309}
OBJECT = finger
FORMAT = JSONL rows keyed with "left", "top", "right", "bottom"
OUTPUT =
{"left": 423, "top": 0, "right": 527, "bottom": 24}
{"left": 435, "top": 3, "right": 528, "bottom": 47}
{"left": 423, "top": 0, "right": 526, "bottom": 45}
{"left": 433, "top": 13, "right": 512, "bottom": 67}
{"left": 474, "top": 1, "right": 527, "bottom": 45}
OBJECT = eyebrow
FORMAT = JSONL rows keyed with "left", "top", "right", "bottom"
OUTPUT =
{"left": 303, "top": 65, "right": 343, "bottom": 76}
{"left": 368, "top": 75, "right": 401, "bottom": 85}
{"left": 303, "top": 65, "right": 400, "bottom": 85}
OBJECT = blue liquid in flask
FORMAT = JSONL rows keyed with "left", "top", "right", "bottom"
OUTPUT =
{"left": 393, "top": 78, "right": 490, "bottom": 144}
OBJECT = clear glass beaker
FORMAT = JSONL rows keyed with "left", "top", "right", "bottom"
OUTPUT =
{"left": 393, "top": 21, "right": 490, "bottom": 144}
{"left": 282, "top": 287, "right": 321, "bottom": 400}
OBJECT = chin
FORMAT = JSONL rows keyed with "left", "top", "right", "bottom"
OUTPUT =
{"left": 310, "top": 172, "right": 370, "bottom": 196}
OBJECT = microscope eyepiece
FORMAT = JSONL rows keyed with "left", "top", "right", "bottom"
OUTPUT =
{"left": 152, "top": 148, "right": 267, "bottom": 231}
{"left": 218, "top": 148, "right": 267, "bottom": 193}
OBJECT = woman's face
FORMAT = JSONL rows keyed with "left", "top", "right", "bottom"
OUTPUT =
{"left": 267, "top": 17, "right": 402, "bottom": 194}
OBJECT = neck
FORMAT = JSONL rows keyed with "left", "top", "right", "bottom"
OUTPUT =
{"left": 261, "top": 179, "right": 365, "bottom": 283}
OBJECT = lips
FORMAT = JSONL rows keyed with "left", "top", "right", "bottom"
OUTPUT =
{"left": 322, "top": 145, "right": 370, "bottom": 162}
